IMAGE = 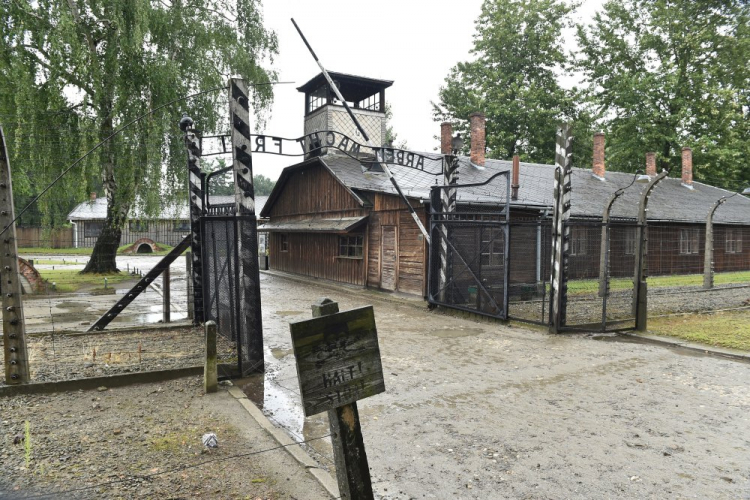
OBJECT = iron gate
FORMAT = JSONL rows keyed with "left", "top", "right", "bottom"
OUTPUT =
{"left": 427, "top": 172, "right": 510, "bottom": 319}
{"left": 201, "top": 214, "right": 241, "bottom": 376}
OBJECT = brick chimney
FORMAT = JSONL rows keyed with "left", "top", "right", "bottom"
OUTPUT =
{"left": 645, "top": 152, "right": 656, "bottom": 177}
{"left": 681, "top": 147, "right": 693, "bottom": 188}
{"left": 440, "top": 122, "right": 453, "bottom": 155}
{"left": 511, "top": 155, "right": 520, "bottom": 200}
{"left": 469, "top": 112, "right": 486, "bottom": 167}
{"left": 90, "top": 192, "right": 97, "bottom": 201}
{"left": 592, "top": 132, "right": 605, "bottom": 180}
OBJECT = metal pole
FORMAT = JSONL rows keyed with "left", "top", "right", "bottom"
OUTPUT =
{"left": 633, "top": 169, "right": 669, "bottom": 331}
{"left": 162, "top": 265, "right": 171, "bottom": 323}
{"left": 0, "top": 126, "right": 30, "bottom": 384}
{"left": 703, "top": 195, "right": 736, "bottom": 289}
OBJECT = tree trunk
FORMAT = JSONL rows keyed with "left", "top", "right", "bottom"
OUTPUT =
{"left": 81, "top": 94, "right": 129, "bottom": 274}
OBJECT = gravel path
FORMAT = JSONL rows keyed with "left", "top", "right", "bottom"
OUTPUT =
{"left": 257, "top": 272, "right": 750, "bottom": 499}
{"left": 0, "top": 376, "right": 331, "bottom": 499}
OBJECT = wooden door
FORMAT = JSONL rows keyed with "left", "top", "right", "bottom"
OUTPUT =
{"left": 381, "top": 226, "right": 397, "bottom": 291}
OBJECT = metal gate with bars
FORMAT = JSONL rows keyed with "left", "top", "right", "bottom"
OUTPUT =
{"left": 428, "top": 172, "right": 511, "bottom": 319}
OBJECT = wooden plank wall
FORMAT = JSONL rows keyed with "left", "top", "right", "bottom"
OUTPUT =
{"left": 397, "top": 211, "right": 425, "bottom": 295}
{"left": 269, "top": 164, "right": 362, "bottom": 219}
{"left": 16, "top": 227, "right": 73, "bottom": 248}
{"left": 367, "top": 212, "right": 382, "bottom": 288}
{"left": 366, "top": 193, "right": 428, "bottom": 296}
{"left": 270, "top": 232, "right": 365, "bottom": 285}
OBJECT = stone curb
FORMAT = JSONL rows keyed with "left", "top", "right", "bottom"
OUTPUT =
{"left": 226, "top": 385, "right": 339, "bottom": 499}
{"left": 622, "top": 332, "right": 750, "bottom": 363}
{"left": 0, "top": 366, "right": 203, "bottom": 397}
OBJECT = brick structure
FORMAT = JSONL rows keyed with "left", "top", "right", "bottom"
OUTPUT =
{"left": 469, "top": 112, "right": 486, "bottom": 167}
{"left": 18, "top": 257, "right": 45, "bottom": 294}
{"left": 593, "top": 132, "right": 605, "bottom": 179}
{"left": 645, "top": 152, "right": 656, "bottom": 177}
{"left": 682, "top": 147, "right": 693, "bottom": 187}
{"left": 440, "top": 122, "right": 453, "bottom": 155}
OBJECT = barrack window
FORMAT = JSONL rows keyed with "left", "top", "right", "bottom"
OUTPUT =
{"left": 339, "top": 235, "right": 363, "bottom": 258}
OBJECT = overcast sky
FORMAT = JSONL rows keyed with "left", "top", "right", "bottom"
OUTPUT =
{"left": 254, "top": 0, "right": 604, "bottom": 181}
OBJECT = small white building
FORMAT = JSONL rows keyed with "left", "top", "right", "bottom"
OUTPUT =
{"left": 67, "top": 193, "right": 268, "bottom": 250}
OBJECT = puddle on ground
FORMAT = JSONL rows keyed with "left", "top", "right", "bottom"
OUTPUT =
{"left": 271, "top": 347, "right": 293, "bottom": 360}
{"left": 275, "top": 310, "right": 304, "bottom": 317}
{"left": 55, "top": 301, "right": 91, "bottom": 310}
{"left": 235, "top": 373, "right": 265, "bottom": 407}
{"left": 592, "top": 334, "right": 750, "bottom": 363}
{"left": 237, "top": 369, "right": 332, "bottom": 464}
{"left": 426, "top": 327, "right": 485, "bottom": 338}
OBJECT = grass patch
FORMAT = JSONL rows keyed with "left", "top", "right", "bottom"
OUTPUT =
{"left": 19, "top": 247, "right": 92, "bottom": 256}
{"left": 566, "top": 270, "right": 750, "bottom": 296}
{"left": 28, "top": 258, "right": 84, "bottom": 266}
{"left": 37, "top": 269, "right": 134, "bottom": 293}
{"left": 21, "top": 244, "right": 180, "bottom": 257}
{"left": 149, "top": 433, "right": 189, "bottom": 453}
{"left": 648, "top": 310, "right": 750, "bottom": 351}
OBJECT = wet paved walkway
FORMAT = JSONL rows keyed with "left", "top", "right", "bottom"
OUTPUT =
{"left": 256, "top": 271, "right": 750, "bottom": 499}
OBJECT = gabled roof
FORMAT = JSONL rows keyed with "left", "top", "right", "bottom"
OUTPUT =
{"left": 68, "top": 195, "right": 269, "bottom": 221}
{"left": 260, "top": 157, "right": 366, "bottom": 218}
{"left": 264, "top": 151, "right": 750, "bottom": 225}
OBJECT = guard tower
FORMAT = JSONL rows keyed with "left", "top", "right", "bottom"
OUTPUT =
{"left": 297, "top": 71, "right": 393, "bottom": 157}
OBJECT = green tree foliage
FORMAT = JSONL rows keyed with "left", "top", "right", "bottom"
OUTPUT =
{"left": 433, "top": 0, "right": 583, "bottom": 164}
{"left": 0, "top": 0, "right": 278, "bottom": 272}
{"left": 385, "top": 103, "right": 407, "bottom": 150}
{"left": 253, "top": 174, "right": 275, "bottom": 196}
{"left": 577, "top": 0, "right": 750, "bottom": 186}
{"left": 203, "top": 159, "right": 274, "bottom": 196}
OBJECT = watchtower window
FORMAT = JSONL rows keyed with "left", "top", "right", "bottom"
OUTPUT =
{"left": 358, "top": 93, "right": 380, "bottom": 111}
{"left": 308, "top": 85, "right": 328, "bottom": 113}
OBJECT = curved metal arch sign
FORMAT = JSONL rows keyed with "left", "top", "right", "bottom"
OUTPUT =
{"left": 201, "top": 130, "right": 444, "bottom": 175}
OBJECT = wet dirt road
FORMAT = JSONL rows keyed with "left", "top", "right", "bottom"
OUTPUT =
{"left": 256, "top": 272, "right": 750, "bottom": 499}
{"left": 22, "top": 254, "right": 189, "bottom": 332}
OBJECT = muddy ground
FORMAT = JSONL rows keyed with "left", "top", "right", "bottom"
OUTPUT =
{"left": 258, "top": 272, "right": 750, "bottom": 499}
{"left": 0, "top": 376, "right": 330, "bottom": 499}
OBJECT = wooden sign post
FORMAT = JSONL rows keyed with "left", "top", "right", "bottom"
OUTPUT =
{"left": 290, "top": 298, "right": 384, "bottom": 500}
